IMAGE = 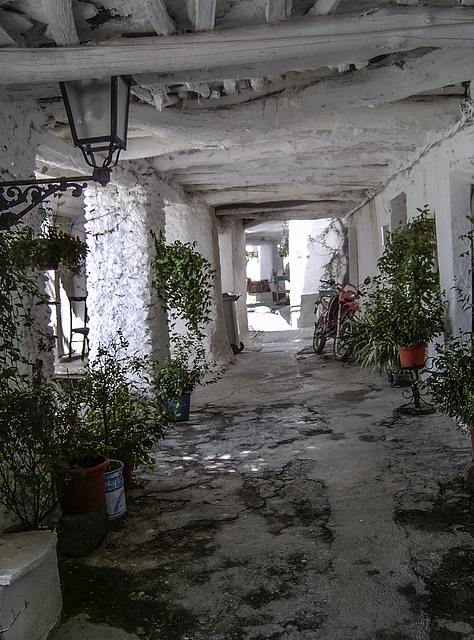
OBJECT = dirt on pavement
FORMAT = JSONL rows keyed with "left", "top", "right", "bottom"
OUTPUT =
{"left": 49, "top": 327, "right": 474, "bottom": 640}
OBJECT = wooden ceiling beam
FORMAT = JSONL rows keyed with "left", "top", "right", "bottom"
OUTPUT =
{"left": 2, "top": 8, "right": 474, "bottom": 85}
{"left": 307, "top": 0, "right": 343, "bottom": 16}
{"left": 41, "top": 0, "right": 79, "bottom": 45}
{"left": 145, "top": 0, "right": 176, "bottom": 35}
{"left": 189, "top": 0, "right": 217, "bottom": 31}
{"left": 215, "top": 200, "right": 358, "bottom": 219}
{"left": 265, "top": 0, "right": 292, "bottom": 23}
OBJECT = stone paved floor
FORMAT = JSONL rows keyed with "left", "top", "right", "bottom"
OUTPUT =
{"left": 49, "top": 321, "right": 474, "bottom": 640}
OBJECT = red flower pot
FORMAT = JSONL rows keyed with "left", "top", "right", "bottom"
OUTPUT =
{"left": 57, "top": 455, "right": 109, "bottom": 514}
{"left": 398, "top": 344, "right": 427, "bottom": 369}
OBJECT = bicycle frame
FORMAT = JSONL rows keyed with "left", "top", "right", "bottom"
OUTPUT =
{"left": 336, "top": 282, "right": 360, "bottom": 332}
{"left": 313, "top": 280, "right": 360, "bottom": 359}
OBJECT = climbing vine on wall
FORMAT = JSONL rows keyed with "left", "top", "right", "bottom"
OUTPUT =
{"left": 308, "top": 219, "right": 348, "bottom": 282}
{"left": 150, "top": 231, "right": 216, "bottom": 339}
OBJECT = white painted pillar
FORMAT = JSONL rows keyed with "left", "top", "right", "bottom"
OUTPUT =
{"left": 217, "top": 217, "right": 249, "bottom": 347}
{"left": 259, "top": 242, "right": 274, "bottom": 281}
{"left": 83, "top": 167, "right": 168, "bottom": 363}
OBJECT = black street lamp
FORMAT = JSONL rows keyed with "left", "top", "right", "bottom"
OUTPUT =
{"left": 60, "top": 76, "right": 132, "bottom": 181}
{"left": 0, "top": 75, "right": 133, "bottom": 230}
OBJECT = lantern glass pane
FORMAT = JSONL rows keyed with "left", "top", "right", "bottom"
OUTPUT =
{"left": 116, "top": 76, "right": 130, "bottom": 146}
{"left": 64, "top": 78, "right": 112, "bottom": 143}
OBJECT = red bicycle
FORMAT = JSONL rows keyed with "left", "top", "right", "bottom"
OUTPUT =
{"left": 312, "top": 279, "right": 360, "bottom": 361}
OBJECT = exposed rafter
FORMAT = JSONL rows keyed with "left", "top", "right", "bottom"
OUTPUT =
{"left": 2, "top": 8, "right": 474, "bottom": 85}
{"left": 41, "top": 0, "right": 79, "bottom": 45}
{"left": 265, "top": 0, "right": 292, "bottom": 23}
{"left": 189, "top": 0, "right": 217, "bottom": 31}
{"left": 145, "top": 0, "right": 176, "bottom": 35}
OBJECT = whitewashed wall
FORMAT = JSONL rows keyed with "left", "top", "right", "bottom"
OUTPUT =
{"left": 84, "top": 163, "right": 168, "bottom": 364}
{"left": 288, "top": 218, "right": 348, "bottom": 327}
{"left": 349, "top": 118, "right": 474, "bottom": 341}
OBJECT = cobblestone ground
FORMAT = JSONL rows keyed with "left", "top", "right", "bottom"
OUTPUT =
{"left": 50, "top": 323, "right": 474, "bottom": 640}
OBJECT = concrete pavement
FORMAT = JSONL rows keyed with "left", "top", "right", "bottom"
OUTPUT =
{"left": 48, "top": 319, "right": 474, "bottom": 640}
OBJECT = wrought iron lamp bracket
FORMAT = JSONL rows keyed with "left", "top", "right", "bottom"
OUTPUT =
{"left": 0, "top": 168, "right": 110, "bottom": 231}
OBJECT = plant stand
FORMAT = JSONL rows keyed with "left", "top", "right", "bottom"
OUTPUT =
{"left": 397, "top": 366, "right": 435, "bottom": 416}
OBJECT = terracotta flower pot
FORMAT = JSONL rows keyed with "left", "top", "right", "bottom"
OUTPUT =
{"left": 398, "top": 344, "right": 427, "bottom": 369}
{"left": 57, "top": 455, "right": 109, "bottom": 514}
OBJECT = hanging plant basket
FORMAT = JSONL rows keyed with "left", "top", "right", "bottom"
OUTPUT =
{"left": 13, "top": 223, "right": 87, "bottom": 274}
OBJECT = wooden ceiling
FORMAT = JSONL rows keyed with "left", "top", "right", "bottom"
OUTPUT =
{"left": 1, "top": 0, "right": 473, "bottom": 222}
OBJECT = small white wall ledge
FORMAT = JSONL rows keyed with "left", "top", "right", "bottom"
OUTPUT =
{"left": 0, "top": 531, "right": 62, "bottom": 640}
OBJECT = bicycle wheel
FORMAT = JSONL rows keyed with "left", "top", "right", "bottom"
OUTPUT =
{"left": 333, "top": 315, "right": 353, "bottom": 361}
{"left": 313, "top": 316, "right": 326, "bottom": 353}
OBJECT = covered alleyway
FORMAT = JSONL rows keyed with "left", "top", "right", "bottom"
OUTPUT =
{"left": 49, "top": 327, "right": 474, "bottom": 640}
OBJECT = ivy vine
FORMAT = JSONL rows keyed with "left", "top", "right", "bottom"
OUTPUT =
{"left": 150, "top": 231, "right": 216, "bottom": 340}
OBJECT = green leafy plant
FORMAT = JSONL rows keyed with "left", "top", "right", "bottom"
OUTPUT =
{"left": 347, "top": 300, "right": 399, "bottom": 372}
{"left": 151, "top": 232, "right": 221, "bottom": 402}
{"left": 426, "top": 215, "right": 474, "bottom": 436}
{"left": 0, "top": 225, "right": 50, "bottom": 393}
{"left": 13, "top": 222, "right": 87, "bottom": 273}
{"left": 151, "top": 231, "right": 215, "bottom": 338}
{"left": 277, "top": 222, "right": 289, "bottom": 258}
{"left": 349, "top": 207, "right": 445, "bottom": 371}
{"left": 0, "top": 378, "right": 90, "bottom": 530}
{"left": 376, "top": 208, "right": 445, "bottom": 347}
{"left": 76, "top": 332, "right": 168, "bottom": 470}
{"left": 0, "top": 223, "right": 91, "bottom": 529}
{"left": 426, "top": 334, "right": 474, "bottom": 432}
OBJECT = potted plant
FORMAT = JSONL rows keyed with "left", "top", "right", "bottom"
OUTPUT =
{"left": 0, "top": 226, "right": 64, "bottom": 529}
{"left": 349, "top": 207, "right": 445, "bottom": 371}
{"left": 0, "top": 372, "right": 105, "bottom": 525}
{"left": 0, "top": 224, "right": 101, "bottom": 524}
{"left": 155, "top": 336, "right": 216, "bottom": 421}
{"left": 75, "top": 331, "right": 169, "bottom": 497}
{"left": 13, "top": 221, "right": 87, "bottom": 273}
{"left": 426, "top": 332, "right": 474, "bottom": 453}
{"left": 151, "top": 232, "right": 221, "bottom": 420}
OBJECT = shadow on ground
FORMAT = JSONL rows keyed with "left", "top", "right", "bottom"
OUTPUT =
{"left": 49, "top": 329, "right": 474, "bottom": 640}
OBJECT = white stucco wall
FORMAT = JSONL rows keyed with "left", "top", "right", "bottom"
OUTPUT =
{"left": 83, "top": 164, "right": 168, "bottom": 364}
{"left": 349, "top": 117, "right": 474, "bottom": 342}
{"left": 289, "top": 218, "right": 348, "bottom": 327}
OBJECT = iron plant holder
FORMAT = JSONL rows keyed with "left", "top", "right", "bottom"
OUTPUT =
{"left": 397, "top": 365, "right": 435, "bottom": 416}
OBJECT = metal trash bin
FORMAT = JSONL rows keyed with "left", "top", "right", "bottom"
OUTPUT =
{"left": 222, "top": 293, "right": 244, "bottom": 354}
